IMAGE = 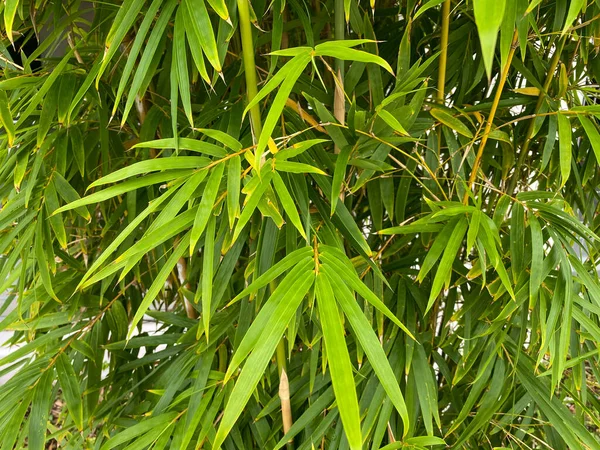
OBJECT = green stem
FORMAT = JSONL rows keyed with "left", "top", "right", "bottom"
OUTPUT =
{"left": 276, "top": 338, "right": 287, "bottom": 376}
{"left": 237, "top": 0, "right": 262, "bottom": 141}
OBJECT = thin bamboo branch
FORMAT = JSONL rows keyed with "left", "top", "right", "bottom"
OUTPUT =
{"left": 463, "top": 31, "right": 519, "bottom": 203}
{"left": 506, "top": 34, "right": 567, "bottom": 195}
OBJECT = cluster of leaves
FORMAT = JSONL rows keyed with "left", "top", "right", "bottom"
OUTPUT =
{"left": 1, "top": 0, "right": 600, "bottom": 449}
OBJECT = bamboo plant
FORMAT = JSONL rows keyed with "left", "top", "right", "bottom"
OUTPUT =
{"left": 1, "top": 0, "right": 600, "bottom": 449}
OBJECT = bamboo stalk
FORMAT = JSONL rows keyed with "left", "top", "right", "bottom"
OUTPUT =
{"left": 237, "top": 0, "right": 263, "bottom": 144}
{"left": 463, "top": 31, "right": 519, "bottom": 203}
{"left": 277, "top": 339, "right": 294, "bottom": 448}
{"left": 333, "top": 0, "right": 345, "bottom": 154}
{"left": 437, "top": 0, "right": 451, "bottom": 104}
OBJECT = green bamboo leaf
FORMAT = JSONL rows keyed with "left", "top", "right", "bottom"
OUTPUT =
{"left": 453, "top": 358, "right": 506, "bottom": 446}
{"left": 132, "top": 137, "right": 228, "bottom": 157}
{"left": 53, "top": 172, "right": 91, "bottom": 221}
{"left": 206, "top": 0, "right": 230, "bottom": 21}
{"left": 331, "top": 145, "right": 353, "bottom": 215}
{"left": 379, "top": 223, "right": 444, "bottom": 235}
{"left": 557, "top": 113, "right": 572, "bottom": 186}
{"left": 181, "top": 0, "right": 211, "bottom": 84}
{"left": 232, "top": 169, "right": 275, "bottom": 242}
{"left": 55, "top": 171, "right": 193, "bottom": 214}
{"left": 77, "top": 183, "right": 181, "bottom": 289}
{"left": 509, "top": 203, "right": 524, "bottom": 282}
{"left": 121, "top": 0, "right": 178, "bottom": 126}
{"left": 427, "top": 216, "right": 468, "bottom": 311}
{"left": 14, "top": 149, "right": 28, "bottom": 190}
{"left": 272, "top": 172, "right": 307, "bottom": 239}
{"left": 45, "top": 179, "right": 68, "bottom": 249}
{"left": 417, "top": 218, "right": 460, "bottom": 282}
{"left": 413, "top": 344, "right": 441, "bottom": 435}
{"left": 16, "top": 48, "right": 75, "bottom": 128}
{"left": 147, "top": 171, "right": 207, "bottom": 234}
{"left": 380, "top": 437, "right": 446, "bottom": 449}
{"left": 56, "top": 353, "right": 84, "bottom": 431}
{"left": 97, "top": 0, "right": 147, "bottom": 86}
{"left": 183, "top": 0, "right": 222, "bottom": 73}
{"left": 473, "top": 0, "right": 506, "bottom": 79}
{"left": 529, "top": 214, "right": 543, "bottom": 304}
{"left": 81, "top": 207, "right": 198, "bottom": 288}
{"left": 315, "top": 45, "right": 394, "bottom": 75}
{"left": 112, "top": 0, "right": 164, "bottom": 117}
{"left": 58, "top": 74, "right": 76, "bottom": 125}
{"left": 224, "top": 257, "right": 314, "bottom": 382}
{"left": 413, "top": 0, "right": 446, "bottom": 20}
{"left": 35, "top": 221, "right": 59, "bottom": 302}
{"left": 319, "top": 252, "right": 415, "bottom": 339}
{"left": 578, "top": 115, "right": 600, "bottom": 165}
{"left": 174, "top": 5, "right": 193, "bottom": 127}
{"left": 276, "top": 160, "right": 327, "bottom": 175}
{"left": 0, "top": 90, "right": 15, "bottom": 146}
{"left": 214, "top": 271, "right": 314, "bottom": 449}
{"left": 253, "top": 53, "right": 312, "bottom": 168}
{"left": 430, "top": 108, "right": 473, "bottom": 138}
{"left": 377, "top": 109, "right": 409, "bottom": 135}
{"left": 227, "top": 155, "right": 241, "bottom": 228}
{"left": 37, "top": 85, "right": 59, "bottom": 148}
{"left": 228, "top": 246, "right": 313, "bottom": 305}
{"left": 190, "top": 162, "right": 225, "bottom": 255}
{"left": 128, "top": 235, "right": 190, "bottom": 339}
{"left": 275, "top": 139, "right": 330, "bottom": 161}
{"left": 29, "top": 370, "right": 53, "bottom": 450}
{"left": 561, "top": 0, "right": 585, "bottom": 34}
{"left": 195, "top": 128, "right": 242, "bottom": 152}
{"left": 325, "top": 269, "right": 410, "bottom": 435}
{"left": 315, "top": 273, "right": 362, "bottom": 450}
{"left": 3, "top": 1, "right": 18, "bottom": 43}
{"left": 88, "top": 157, "right": 209, "bottom": 188}
{"left": 201, "top": 215, "right": 216, "bottom": 341}
{"left": 100, "top": 412, "right": 179, "bottom": 450}
{"left": 467, "top": 209, "right": 482, "bottom": 253}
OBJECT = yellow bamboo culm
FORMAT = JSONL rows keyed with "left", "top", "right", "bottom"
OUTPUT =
{"left": 279, "top": 368, "right": 293, "bottom": 441}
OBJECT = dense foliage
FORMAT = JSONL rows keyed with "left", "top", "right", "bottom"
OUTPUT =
{"left": 1, "top": 0, "right": 600, "bottom": 448}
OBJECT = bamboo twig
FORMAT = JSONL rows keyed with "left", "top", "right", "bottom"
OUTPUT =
{"left": 506, "top": 34, "right": 567, "bottom": 195}
{"left": 463, "top": 31, "right": 519, "bottom": 203}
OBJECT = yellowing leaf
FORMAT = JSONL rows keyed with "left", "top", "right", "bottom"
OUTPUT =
{"left": 513, "top": 87, "right": 541, "bottom": 96}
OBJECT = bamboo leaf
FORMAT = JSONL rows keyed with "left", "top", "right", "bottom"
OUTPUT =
{"left": 190, "top": 162, "right": 225, "bottom": 255}
{"left": 315, "top": 272, "right": 362, "bottom": 449}
{"left": 430, "top": 108, "right": 474, "bottom": 138}
{"left": 183, "top": 0, "right": 222, "bottom": 73}
{"left": 214, "top": 271, "right": 314, "bottom": 449}
{"left": 557, "top": 113, "right": 572, "bottom": 186}
{"left": 56, "top": 353, "right": 84, "bottom": 431}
